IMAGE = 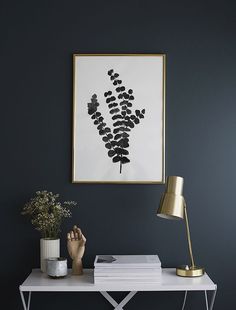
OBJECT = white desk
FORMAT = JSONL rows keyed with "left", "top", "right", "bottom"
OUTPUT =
{"left": 19, "top": 268, "right": 217, "bottom": 310}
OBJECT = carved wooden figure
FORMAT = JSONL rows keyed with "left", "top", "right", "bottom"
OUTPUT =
{"left": 67, "top": 225, "right": 86, "bottom": 275}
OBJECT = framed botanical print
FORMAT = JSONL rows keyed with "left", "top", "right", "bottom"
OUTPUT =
{"left": 72, "top": 54, "right": 165, "bottom": 183}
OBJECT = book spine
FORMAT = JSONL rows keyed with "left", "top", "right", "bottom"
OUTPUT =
{"left": 94, "top": 278, "right": 161, "bottom": 284}
{"left": 94, "top": 268, "right": 161, "bottom": 273}
{"left": 94, "top": 272, "right": 162, "bottom": 277}
{"left": 94, "top": 274, "right": 161, "bottom": 277}
{"left": 94, "top": 264, "right": 161, "bottom": 268}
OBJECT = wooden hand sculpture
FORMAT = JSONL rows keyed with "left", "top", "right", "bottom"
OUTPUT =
{"left": 67, "top": 225, "right": 86, "bottom": 275}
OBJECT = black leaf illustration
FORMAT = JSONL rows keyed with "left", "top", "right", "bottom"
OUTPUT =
{"left": 115, "top": 147, "right": 129, "bottom": 155}
{"left": 112, "top": 115, "right": 123, "bottom": 120}
{"left": 113, "top": 156, "right": 121, "bottom": 162}
{"left": 107, "top": 134, "right": 113, "bottom": 139}
{"left": 123, "top": 127, "right": 131, "bottom": 132}
{"left": 121, "top": 157, "right": 130, "bottom": 164}
{"left": 105, "top": 143, "right": 112, "bottom": 149}
{"left": 114, "top": 134, "right": 122, "bottom": 140}
{"left": 117, "top": 138, "right": 129, "bottom": 148}
{"left": 110, "top": 108, "right": 120, "bottom": 114}
{"left": 114, "top": 121, "right": 123, "bottom": 127}
{"left": 108, "top": 150, "right": 116, "bottom": 157}
{"left": 87, "top": 70, "right": 145, "bottom": 174}
{"left": 113, "top": 128, "right": 120, "bottom": 134}
{"left": 111, "top": 141, "right": 117, "bottom": 147}
{"left": 126, "top": 120, "right": 134, "bottom": 128}
{"left": 97, "top": 124, "right": 103, "bottom": 130}
{"left": 122, "top": 132, "right": 129, "bottom": 138}
{"left": 99, "top": 130, "right": 105, "bottom": 135}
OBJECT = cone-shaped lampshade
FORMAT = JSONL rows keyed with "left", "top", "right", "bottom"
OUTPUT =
{"left": 157, "top": 176, "right": 185, "bottom": 220}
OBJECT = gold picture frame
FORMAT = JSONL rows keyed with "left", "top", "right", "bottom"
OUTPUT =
{"left": 72, "top": 54, "right": 166, "bottom": 184}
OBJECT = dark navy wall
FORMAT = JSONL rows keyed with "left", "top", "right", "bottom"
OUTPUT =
{"left": 1, "top": 1, "right": 235, "bottom": 308}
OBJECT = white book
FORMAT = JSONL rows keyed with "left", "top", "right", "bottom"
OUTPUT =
{"left": 94, "top": 269, "right": 162, "bottom": 277}
{"left": 94, "top": 275, "right": 161, "bottom": 279}
{"left": 94, "top": 273, "right": 161, "bottom": 278}
{"left": 94, "top": 268, "right": 161, "bottom": 274}
{"left": 94, "top": 255, "right": 161, "bottom": 268}
{"left": 94, "top": 275, "right": 162, "bottom": 279}
{"left": 94, "top": 277, "right": 161, "bottom": 284}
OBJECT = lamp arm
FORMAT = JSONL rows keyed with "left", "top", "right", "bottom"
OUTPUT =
{"left": 183, "top": 201, "right": 195, "bottom": 268}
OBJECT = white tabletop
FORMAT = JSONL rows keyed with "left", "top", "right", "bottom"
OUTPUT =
{"left": 20, "top": 269, "right": 216, "bottom": 292}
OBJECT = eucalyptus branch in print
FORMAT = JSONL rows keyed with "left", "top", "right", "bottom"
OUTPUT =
{"left": 87, "top": 69, "right": 145, "bottom": 174}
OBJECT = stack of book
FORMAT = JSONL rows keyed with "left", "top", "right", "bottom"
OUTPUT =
{"left": 94, "top": 255, "right": 161, "bottom": 284}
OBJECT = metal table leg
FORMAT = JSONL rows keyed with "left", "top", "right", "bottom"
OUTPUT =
{"left": 205, "top": 291, "right": 209, "bottom": 310}
{"left": 205, "top": 287, "right": 217, "bottom": 310}
{"left": 181, "top": 291, "right": 188, "bottom": 310}
{"left": 20, "top": 290, "right": 31, "bottom": 310}
{"left": 209, "top": 287, "right": 217, "bottom": 310}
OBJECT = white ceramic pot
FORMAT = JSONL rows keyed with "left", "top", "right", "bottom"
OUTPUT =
{"left": 40, "top": 238, "right": 60, "bottom": 272}
{"left": 46, "top": 258, "right": 68, "bottom": 278}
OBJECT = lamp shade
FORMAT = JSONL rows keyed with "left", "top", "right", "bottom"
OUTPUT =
{"left": 157, "top": 176, "right": 185, "bottom": 220}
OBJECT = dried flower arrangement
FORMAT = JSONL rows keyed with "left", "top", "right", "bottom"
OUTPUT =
{"left": 22, "top": 191, "right": 77, "bottom": 239}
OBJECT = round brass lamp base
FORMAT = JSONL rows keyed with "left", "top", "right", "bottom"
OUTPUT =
{"left": 176, "top": 265, "right": 205, "bottom": 277}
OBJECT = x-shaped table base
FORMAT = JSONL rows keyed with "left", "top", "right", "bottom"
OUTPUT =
{"left": 100, "top": 291, "right": 137, "bottom": 309}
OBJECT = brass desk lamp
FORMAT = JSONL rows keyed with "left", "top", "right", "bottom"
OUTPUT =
{"left": 157, "top": 176, "right": 204, "bottom": 277}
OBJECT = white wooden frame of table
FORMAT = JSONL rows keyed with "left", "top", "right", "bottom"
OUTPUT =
{"left": 19, "top": 268, "right": 217, "bottom": 310}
